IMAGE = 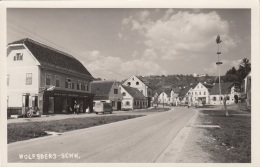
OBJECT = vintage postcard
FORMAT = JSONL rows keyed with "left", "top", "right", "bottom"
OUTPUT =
{"left": 0, "top": 0, "right": 259, "bottom": 167}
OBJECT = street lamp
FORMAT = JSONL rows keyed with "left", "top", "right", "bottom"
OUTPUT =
{"left": 216, "top": 35, "right": 222, "bottom": 107}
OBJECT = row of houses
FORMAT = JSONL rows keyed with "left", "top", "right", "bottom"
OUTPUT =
{"left": 7, "top": 38, "right": 153, "bottom": 115}
{"left": 6, "top": 38, "right": 250, "bottom": 116}
{"left": 154, "top": 81, "right": 240, "bottom": 106}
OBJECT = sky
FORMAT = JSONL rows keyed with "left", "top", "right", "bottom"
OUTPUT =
{"left": 7, "top": 8, "right": 251, "bottom": 81}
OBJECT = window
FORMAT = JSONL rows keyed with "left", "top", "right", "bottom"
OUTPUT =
{"left": 26, "top": 73, "right": 32, "bottom": 85}
{"left": 126, "top": 101, "right": 130, "bottom": 106}
{"left": 112, "top": 101, "right": 115, "bottom": 107}
{"left": 122, "top": 92, "right": 126, "bottom": 96}
{"left": 77, "top": 81, "right": 81, "bottom": 90}
{"left": 86, "top": 83, "right": 89, "bottom": 91}
{"left": 220, "top": 97, "right": 223, "bottom": 101}
{"left": 136, "top": 82, "right": 139, "bottom": 85}
{"left": 32, "top": 96, "right": 38, "bottom": 107}
{"left": 127, "top": 82, "right": 131, "bottom": 86}
{"left": 204, "top": 91, "right": 206, "bottom": 95}
{"left": 65, "top": 78, "right": 73, "bottom": 89}
{"left": 213, "top": 97, "right": 216, "bottom": 101}
{"left": 199, "top": 92, "right": 201, "bottom": 95}
{"left": 114, "top": 89, "right": 118, "bottom": 94}
{"left": 46, "top": 74, "right": 51, "bottom": 86}
{"left": 141, "top": 90, "right": 143, "bottom": 94}
{"left": 227, "top": 96, "right": 230, "bottom": 100}
{"left": 195, "top": 92, "right": 197, "bottom": 95}
{"left": 14, "top": 53, "right": 23, "bottom": 61}
{"left": 132, "top": 78, "right": 134, "bottom": 80}
{"left": 55, "top": 75, "right": 60, "bottom": 87}
{"left": 7, "top": 74, "right": 10, "bottom": 86}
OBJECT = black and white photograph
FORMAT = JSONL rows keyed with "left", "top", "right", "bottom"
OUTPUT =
{"left": 1, "top": 0, "right": 259, "bottom": 166}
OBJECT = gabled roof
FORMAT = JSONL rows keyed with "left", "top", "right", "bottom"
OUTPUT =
{"left": 178, "top": 87, "right": 192, "bottom": 97}
{"left": 210, "top": 82, "right": 235, "bottom": 95}
{"left": 122, "top": 85, "right": 146, "bottom": 100}
{"left": 8, "top": 38, "right": 93, "bottom": 77}
{"left": 91, "top": 81, "right": 114, "bottom": 100}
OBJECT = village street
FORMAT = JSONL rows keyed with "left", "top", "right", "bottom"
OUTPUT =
{"left": 8, "top": 107, "right": 196, "bottom": 163}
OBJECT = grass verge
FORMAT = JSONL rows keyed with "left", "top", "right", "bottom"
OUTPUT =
{"left": 198, "top": 109, "right": 251, "bottom": 163}
{"left": 8, "top": 115, "right": 143, "bottom": 144}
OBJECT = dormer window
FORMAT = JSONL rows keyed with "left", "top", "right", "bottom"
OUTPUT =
{"left": 14, "top": 53, "right": 23, "bottom": 61}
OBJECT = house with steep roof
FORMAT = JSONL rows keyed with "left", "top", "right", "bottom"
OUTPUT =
{"left": 158, "top": 89, "right": 171, "bottom": 105}
{"left": 119, "top": 85, "right": 147, "bottom": 110}
{"left": 7, "top": 38, "right": 94, "bottom": 115}
{"left": 191, "top": 82, "right": 213, "bottom": 105}
{"left": 91, "top": 81, "right": 122, "bottom": 110}
{"left": 178, "top": 87, "right": 193, "bottom": 104}
{"left": 209, "top": 82, "right": 240, "bottom": 105}
{"left": 122, "top": 75, "right": 153, "bottom": 107}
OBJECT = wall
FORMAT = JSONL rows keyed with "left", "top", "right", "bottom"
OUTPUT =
{"left": 191, "top": 83, "right": 210, "bottom": 104}
{"left": 108, "top": 83, "right": 123, "bottom": 110}
{"left": 7, "top": 46, "right": 39, "bottom": 107}
{"left": 158, "top": 92, "right": 170, "bottom": 104}
{"left": 123, "top": 75, "right": 151, "bottom": 97}
{"left": 120, "top": 86, "right": 134, "bottom": 110}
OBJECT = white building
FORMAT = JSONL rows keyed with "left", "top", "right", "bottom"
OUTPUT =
{"left": 120, "top": 85, "right": 147, "bottom": 110}
{"left": 209, "top": 83, "right": 240, "bottom": 105}
{"left": 122, "top": 75, "right": 153, "bottom": 107}
{"left": 191, "top": 82, "right": 212, "bottom": 105}
{"left": 7, "top": 38, "right": 94, "bottom": 116}
{"left": 91, "top": 81, "right": 122, "bottom": 111}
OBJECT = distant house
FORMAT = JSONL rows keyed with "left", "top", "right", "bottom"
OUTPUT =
{"left": 157, "top": 87, "right": 181, "bottom": 105}
{"left": 120, "top": 85, "right": 147, "bottom": 110}
{"left": 91, "top": 81, "right": 122, "bottom": 110}
{"left": 178, "top": 87, "right": 193, "bottom": 104}
{"left": 7, "top": 38, "right": 94, "bottom": 115}
{"left": 191, "top": 82, "right": 213, "bottom": 105}
{"left": 209, "top": 82, "right": 239, "bottom": 105}
{"left": 158, "top": 89, "right": 171, "bottom": 105}
{"left": 151, "top": 92, "right": 159, "bottom": 106}
{"left": 122, "top": 75, "right": 153, "bottom": 107}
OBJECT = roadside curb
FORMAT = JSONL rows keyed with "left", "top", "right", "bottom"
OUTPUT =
{"left": 155, "top": 109, "right": 198, "bottom": 163}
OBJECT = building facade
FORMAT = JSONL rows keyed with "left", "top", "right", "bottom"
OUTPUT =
{"left": 120, "top": 85, "right": 147, "bottom": 110}
{"left": 209, "top": 83, "right": 239, "bottom": 105}
{"left": 122, "top": 75, "right": 153, "bottom": 107}
{"left": 7, "top": 38, "right": 94, "bottom": 115}
{"left": 91, "top": 81, "right": 122, "bottom": 111}
{"left": 191, "top": 82, "right": 212, "bottom": 105}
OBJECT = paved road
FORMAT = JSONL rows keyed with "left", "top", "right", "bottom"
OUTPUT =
{"left": 8, "top": 107, "right": 195, "bottom": 163}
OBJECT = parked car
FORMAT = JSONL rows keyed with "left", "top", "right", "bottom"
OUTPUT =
{"left": 93, "top": 102, "right": 113, "bottom": 114}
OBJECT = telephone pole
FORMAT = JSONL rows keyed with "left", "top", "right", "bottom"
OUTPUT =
{"left": 216, "top": 35, "right": 222, "bottom": 107}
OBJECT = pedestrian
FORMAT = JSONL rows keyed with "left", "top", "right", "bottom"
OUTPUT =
{"left": 74, "top": 100, "right": 77, "bottom": 115}
{"left": 76, "top": 103, "right": 80, "bottom": 115}
{"left": 223, "top": 96, "right": 229, "bottom": 116}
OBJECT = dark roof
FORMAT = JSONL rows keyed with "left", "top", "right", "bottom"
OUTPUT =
{"left": 210, "top": 82, "right": 235, "bottom": 95}
{"left": 8, "top": 38, "right": 93, "bottom": 77}
{"left": 91, "top": 81, "right": 114, "bottom": 99}
{"left": 178, "top": 87, "right": 191, "bottom": 97}
{"left": 122, "top": 85, "right": 146, "bottom": 100}
{"left": 203, "top": 83, "right": 214, "bottom": 90}
{"left": 172, "top": 87, "right": 181, "bottom": 93}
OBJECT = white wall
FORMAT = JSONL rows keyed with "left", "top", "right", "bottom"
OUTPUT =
{"left": 123, "top": 75, "right": 151, "bottom": 97}
{"left": 7, "top": 45, "right": 39, "bottom": 107}
{"left": 108, "top": 83, "right": 123, "bottom": 110}
{"left": 191, "top": 83, "right": 210, "bottom": 104}
{"left": 158, "top": 92, "right": 170, "bottom": 104}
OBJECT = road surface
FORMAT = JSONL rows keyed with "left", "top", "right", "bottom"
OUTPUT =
{"left": 8, "top": 107, "right": 196, "bottom": 163}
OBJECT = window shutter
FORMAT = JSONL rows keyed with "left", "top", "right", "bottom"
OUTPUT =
{"left": 72, "top": 82, "right": 74, "bottom": 89}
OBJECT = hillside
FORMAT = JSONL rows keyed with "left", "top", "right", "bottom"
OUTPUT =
{"left": 132, "top": 75, "right": 219, "bottom": 93}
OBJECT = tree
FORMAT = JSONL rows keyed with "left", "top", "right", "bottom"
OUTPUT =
{"left": 237, "top": 58, "right": 251, "bottom": 82}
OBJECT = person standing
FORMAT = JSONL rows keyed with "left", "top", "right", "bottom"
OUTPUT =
{"left": 74, "top": 100, "right": 77, "bottom": 115}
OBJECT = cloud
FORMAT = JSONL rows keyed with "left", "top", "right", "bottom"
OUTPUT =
{"left": 81, "top": 50, "right": 165, "bottom": 80}
{"left": 139, "top": 10, "right": 150, "bottom": 21}
{"left": 203, "top": 59, "right": 242, "bottom": 75}
{"left": 121, "top": 10, "right": 236, "bottom": 61}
